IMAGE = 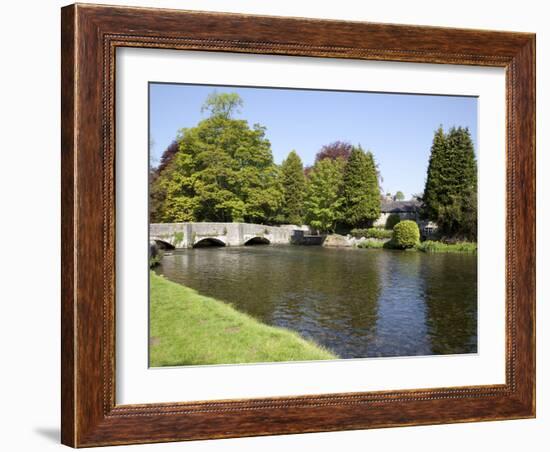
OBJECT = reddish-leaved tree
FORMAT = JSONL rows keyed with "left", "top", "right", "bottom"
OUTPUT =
{"left": 156, "top": 140, "right": 180, "bottom": 174}
{"left": 314, "top": 141, "right": 353, "bottom": 163}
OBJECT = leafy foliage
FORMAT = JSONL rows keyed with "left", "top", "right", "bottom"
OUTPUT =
{"left": 200, "top": 91, "right": 243, "bottom": 118}
{"left": 157, "top": 140, "right": 180, "bottom": 174}
{"left": 357, "top": 240, "right": 385, "bottom": 249}
{"left": 385, "top": 213, "right": 401, "bottom": 230}
{"left": 422, "top": 126, "right": 477, "bottom": 239}
{"left": 315, "top": 141, "right": 353, "bottom": 163}
{"left": 395, "top": 191, "right": 405, "bottom": 201}
{"left": 149, "top": 250, "right": 164, "bottom": 268}
{"left": 391, "top": 220, "right": 420, "bottom": 249}
{"left": 280, "top": 150, "right": 306, "bottom": 225}
{"left": 351, "top": 228, "right": 393, "bottom": 239}
{"left": 149, "top": 140, "right": 179, "bottom": 222}
{"left": 341, "top": 146, "right": 381, "bottom": 228}
{"left": 417, "top": 240, "right": 477, "bottom": 253}
{"left": 150, "top": 93, "right": 282, "bottom": 224}
{"left": 304, "top": 158, "right": 345, "bottom": 232}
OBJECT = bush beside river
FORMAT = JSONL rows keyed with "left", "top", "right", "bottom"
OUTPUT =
{"left": 416, "top": 240, "right": 477, "bottom": 253}
{"left": 149, "top": 272, "right": 337, "bottom": 366}
{"left": 356, "top": 239, "right": 477, "bottom": 253}
{"left": 324, "top": 225, "right": 476, "bottom": 253}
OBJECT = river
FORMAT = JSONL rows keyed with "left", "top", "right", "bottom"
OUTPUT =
{"left": 155, "top": 246, "right": 477, "bottom": 359}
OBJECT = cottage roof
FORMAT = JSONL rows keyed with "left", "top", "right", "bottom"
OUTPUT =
{"left": 380, "top": 199, "right": 421, "bottom": 213}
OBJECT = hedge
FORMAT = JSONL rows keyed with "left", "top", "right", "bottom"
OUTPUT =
{"left": 350, "top": 228, "right": 393, "bottom": 239}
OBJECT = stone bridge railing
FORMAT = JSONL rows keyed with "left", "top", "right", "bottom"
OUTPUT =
{"left": 150, "top": 222, "right": 308, "bottom": 249}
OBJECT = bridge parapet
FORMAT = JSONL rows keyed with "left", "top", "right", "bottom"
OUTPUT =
{"left": 150, "top": 222, "right": 305, "bottom": 249}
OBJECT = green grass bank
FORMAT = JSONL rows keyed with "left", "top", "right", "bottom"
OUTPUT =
{"left": 416, "top": 240, "right": 477, "bottom": 253}
{"left": 149, "top": 272, "right": 337, "bottom": 366}
{"left": 356, "top": 239, "right": 477, "bottom": 253}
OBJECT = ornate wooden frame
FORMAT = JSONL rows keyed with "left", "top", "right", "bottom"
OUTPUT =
{"left": 61, "top": 3, "right": 535, "bottom": 447}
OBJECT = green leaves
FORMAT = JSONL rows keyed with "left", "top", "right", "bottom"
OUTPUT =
{"left": 422, "top": 126, "right": 477, "bottom": 239}
{"left": 303, "top": 145, "right": 381, "bottom": 233}
{"left": 200, "top": 91, "right": 243, "bottom": 119}
{"left": 150, "top": 92, "right": 386, "bottom": 232}
{"left": 392, "top": 220, "right": 420, "bottom": 249}
{"left": 281, "top": 150, "right": 306, "bottom": 225}
{"left": 150, "top": 94, "right": 282, "bottom": 224}
{"left": 304, "top": 158, "right": 345, "bottom": 232}
{"left": 342, "top": 147, "right": 381, "bottom": 228}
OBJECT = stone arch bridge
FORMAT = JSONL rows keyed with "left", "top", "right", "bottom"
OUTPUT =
{"left": 150, "top": 222, "right": 299, "bottom": 249}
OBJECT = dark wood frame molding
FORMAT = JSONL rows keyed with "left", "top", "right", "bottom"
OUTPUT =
{"left": 61, "top": 3, "right": 535, "bottom": 447}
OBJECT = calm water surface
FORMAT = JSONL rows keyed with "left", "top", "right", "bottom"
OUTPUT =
{"left": 155, "top": 246, "right": 477, "bottom": 358}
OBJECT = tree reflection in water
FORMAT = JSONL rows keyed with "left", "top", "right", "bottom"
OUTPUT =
{"left": 156, "top": 246, "right": 477, "bottom": 359}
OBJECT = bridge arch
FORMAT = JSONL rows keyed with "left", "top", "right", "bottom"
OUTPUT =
{"left": 244, "top": 236, "right": 270, "bottom": 246}
{"left": 152, "top": 238, "right": 175, "bottom": 250}
{"left": 193, "top": 237, "right": 226, "bottom": 248}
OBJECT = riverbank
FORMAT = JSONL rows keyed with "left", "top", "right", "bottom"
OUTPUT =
{"left": 416, "top": 240, "right": 477, "bottom": 253}
{"left": 328, "top": 233, "right": 477, "bottom": 253}
{"left": 357, "top": 239, "right": 477, "bottom": 252}
{"left": 149, "top": 272, "right": 337, "bottom": 366}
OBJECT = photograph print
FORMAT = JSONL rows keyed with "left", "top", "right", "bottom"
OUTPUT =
{"left": 148, "top": 83, "right": 478, "bottom": 367}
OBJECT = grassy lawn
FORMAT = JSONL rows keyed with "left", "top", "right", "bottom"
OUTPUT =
{"left": 149, "top": 272, "right": 337, "bottom": 366}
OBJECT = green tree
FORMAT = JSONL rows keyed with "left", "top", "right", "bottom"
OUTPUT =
{"left": 422, "top": 126, "right": 477, "bottom": 239}
{"left": 150, "top": 140, "right": 179, "bottom": 223}
{"left": 395, "top": 191, "right": 405, "bottom": 201}
{"left": 280, "top": 150, "right": 306, "bottom": 225}
{"left": 304, "top": 158, "right": 345, "bottom": 232}
{"left": 150, "top": 93, "right": 282, "bottom": 224}
{"left": 341, "top": 146, "right": 381, "bottom": 228}
{"left": 423, "top": 127, "right": 447, "bottom": 220}
{"left": 200, "top": 91, "right": 243, "bottom": 118}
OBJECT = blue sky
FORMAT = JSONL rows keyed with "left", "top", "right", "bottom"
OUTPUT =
{"left": 149, "top": 83, "right": 477, "bottom": 199}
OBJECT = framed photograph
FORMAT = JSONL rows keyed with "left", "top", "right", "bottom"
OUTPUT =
{"left": 61, "top": 3, "right": 535, "bottom": 447}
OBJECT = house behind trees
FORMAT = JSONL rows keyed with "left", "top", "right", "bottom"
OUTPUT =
{"left": 373, "top": 196, "right": 438, "bottom": 237}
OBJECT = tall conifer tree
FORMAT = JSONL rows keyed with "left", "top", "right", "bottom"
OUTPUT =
{"left": 280, "top": 150, "right": 306, "bottom": 225}
{"left": 423, "top": 126, "right": 448, "bottom": 220}
{"left": 342, "top": 146, "right": 381, "bottom": 228}
{"left": 422, "top": 126, "right": 477, "bottom": 239}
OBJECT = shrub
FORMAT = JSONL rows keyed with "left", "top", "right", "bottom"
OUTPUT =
{"left": 350, "top": 228, "right": 368, "bottom": 238}
{"left": 367, "top": 228, "right": 393, "bottom": 239}
{"left": 351, "top": 228, "right": 393, "bottom": 239}
{"left": 417, "top": 240, "right": 477, "bottom": 253}
{"left": 357, "top": 240, "right": 385, "bottom": 249}
{"left": 391, "top": 220, "right": 420, "bottom": 249}
{"left": 385, "top": 213, "right": 401, "bottom": 230}
{"left": 149, "top": 250, "right": 164, "bottom": 268}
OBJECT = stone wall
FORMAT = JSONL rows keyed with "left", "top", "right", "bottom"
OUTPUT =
{"left": 150, "top": 222, "right": 306, "bottom": 249}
